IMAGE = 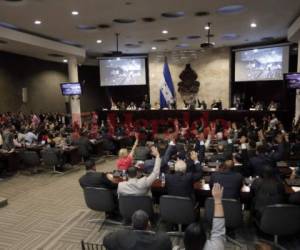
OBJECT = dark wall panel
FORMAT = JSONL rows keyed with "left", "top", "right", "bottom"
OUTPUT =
{"left": 0, "top": 51, "right": 68, "bottom": 113}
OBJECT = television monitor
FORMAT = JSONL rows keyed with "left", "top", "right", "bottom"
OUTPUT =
{"left": 235, "top": 46, "right": 289, "bottom": 82}
{"left": 60, "top": 82, "right": 82, "bottom": 95}
{"left": 99, "top": 57, "right": 146, "bottom": 86}
{"left": 284, "top": 73, "right": 300, "bottom": 89}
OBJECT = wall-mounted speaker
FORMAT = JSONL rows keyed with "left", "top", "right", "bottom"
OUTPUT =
{"left": 22, "top": 87, "right": 28, "bottom": 103}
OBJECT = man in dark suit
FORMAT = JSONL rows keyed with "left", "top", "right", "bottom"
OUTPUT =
{"left": 246, "top": 142, "right": 285, "bottom": 177}
{"left": 134, "top": 139, "right": 150, "bottom": 161}
{"left": 73, "top": 130, "right": 92, "bottom": 161}
{"left": 143, "top": 141, "right": 176, "bottom": 173}
{"left": 103, "top": 210, "right": 172, "bottom": 250}
{"left": 210, "top": 144, "right": 228, "bottom": 163}
{"left": 210, "top": 156, "right": 243, "bottom": 199}
{"left": 79, "top": 160, "right": 117, "bottom": 189}
{"left": 165, "top": 151, "right": 202, "bottom": 199}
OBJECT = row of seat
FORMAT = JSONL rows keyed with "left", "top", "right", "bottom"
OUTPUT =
{"left": 20, "top": 150, "right": 63, "bottom": 174}
{"left": 83, "top": 187, "right": 300, "bottom": 245}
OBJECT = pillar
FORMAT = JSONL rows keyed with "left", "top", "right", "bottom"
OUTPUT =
{"left": 68, "top": 57, "right": 81, "bottom": 127}
{"left": 295, "top": 42, "right": 300, "bottom": 122}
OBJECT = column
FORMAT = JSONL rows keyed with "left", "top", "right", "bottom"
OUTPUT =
{"left": 68, "top": 56, "right": 81, "bottom": 127}
{"left": 296, "top": 42, "right": 300, "bottom": 122}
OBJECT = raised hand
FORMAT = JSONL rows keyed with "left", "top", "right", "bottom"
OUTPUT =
{"left": 212, "top": 183, "right": 224, "bottom": 202}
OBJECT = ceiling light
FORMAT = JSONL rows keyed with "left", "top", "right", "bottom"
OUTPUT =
{"left": 63, "top": 59, "right": 68, "bottom": 63}
{"left": 72, "top": 11, "right": 79, "bottom": 16}
{"left": 204, "top": 25, "right": 210, "bottom": 30}
{"left": 34, "top": 20, "right": 42, "bottom": 25}
{"left": 152, "top": 46, "right": 157, "bottom": 50}
{"left": 250, "top": 22, "right": 257, "bottom": 28}
{"left": 162, "top": 30, "right": 168, "bottom": 34}
{"left": 96, "top": 39, "right": 102, "bottom": 44}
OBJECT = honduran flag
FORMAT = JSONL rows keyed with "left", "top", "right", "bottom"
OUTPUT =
{"left": 160, "top": 58, "right": 175, "bottom": 108}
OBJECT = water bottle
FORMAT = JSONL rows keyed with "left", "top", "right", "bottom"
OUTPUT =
{"left": 122, "top": 170, "right": 126, "bottom": 181}
{"left": 216, "top": 160, "right": 220, "bottom": 170}
{"left": 161, "top": 173, "right": 166, "bottom": 187}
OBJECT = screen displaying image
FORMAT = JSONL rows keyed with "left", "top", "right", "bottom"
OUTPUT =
{"left": 235, "top": 46, "right": 289, "bottom": 82}
{"left": 60, "top": 83, "right": 82, "bottom": 95}
{"left": 99, "top": 57, "right": 146, "bottom": 86}
{"left": 284, "top": 73, "right": 300, "bottom": 89}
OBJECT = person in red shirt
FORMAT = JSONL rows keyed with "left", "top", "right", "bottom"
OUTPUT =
{"left": 116, "top": 133, "right": 139, "bottom": 171}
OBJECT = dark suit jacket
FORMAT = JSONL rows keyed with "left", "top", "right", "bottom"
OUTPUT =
{"left": 210, "top": 170, "right": 243, "bottom": 199}
{"left": 134, "top": 146, "right": 150, "bottom": 161}
{"left": 103, "top": 230, "right": 172, "bottom": 250}
{"left": 194, "top": 141, "right": 205, "bottom": 162}
{"left": 246, "top": 143, "right": 286, "bottom": 177}
{"left": 73, "top": 136, "right": 92, "bottom": 158}
{"left": 289, "top": 191, "right": 300, "bottom": 205}
{"left": 250, "top": 178, "right": 286, "bottom": 218}
{"left": 144, "top": 144, "right": 176, "bottom": 173}
{"left": 79, "top": 172, "right": 117, "bottom": 189}
{"left": 166, "top": 168, "right": 202, "bottom": 198}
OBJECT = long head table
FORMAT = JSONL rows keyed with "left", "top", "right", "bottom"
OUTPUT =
{"left": 98, "top": 109, "right": 291, "bottom": 128}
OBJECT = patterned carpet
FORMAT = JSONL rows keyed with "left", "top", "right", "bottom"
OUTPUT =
{"left": 0, "top": 159, "right": 114, "bottom": 250}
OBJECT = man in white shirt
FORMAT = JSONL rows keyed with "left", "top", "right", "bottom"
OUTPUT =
{"left": 118, "top": 147, "right": 161, "bottom": 197}
{"left": 24, "top": 129, "right": 38, "bottom": 144}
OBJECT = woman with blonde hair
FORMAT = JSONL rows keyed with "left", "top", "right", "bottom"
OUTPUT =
{"left": 116, "top": 133, "right": 139, "bottom": 171}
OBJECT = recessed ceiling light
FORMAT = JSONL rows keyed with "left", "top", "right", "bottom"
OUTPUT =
{"left": 96, "top": 39, "right": 102, "bottom": 44}
{"left": 162, "top": 30, "right": 168, "bottom": 34}
{"left": 63, "top": 59, "right": 68, "bottom": 63}
{"left": 152, "top": 46, "right": 157, "bottom": 50}
{"left": 72, "top": 11, "right": 79, "bottom": 16}
{"left": 34, "top": 20, "right": 42, "bottom": 25}
{"left": 250, "top": 22, "right": 257, "bottom": 28}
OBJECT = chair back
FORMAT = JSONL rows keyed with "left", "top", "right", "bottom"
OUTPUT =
{"left": 119, "top": 195, "right": 153, "bottom": 221}
{"left": 83, "top": 187, "right": 115, "bottom": 213}
{"left": 81, "top": 240, "right": 104, "bottom": 250}
{"left": 260, "top": 204, "right": 300, "bottom": 237}
{"left": 22, "top": 150, "right": 40, "bottom": 166}
{"left": 204, "top": 197, "right": 243, "bottom": 229}
{"left": 41, "top": 150, "right": 59, "bottom": 166}
{"left": 160, "top": 195, "right": 196, "bottom": 225}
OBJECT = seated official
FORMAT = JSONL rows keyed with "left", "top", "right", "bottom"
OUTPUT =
{"left": 117, "top": 147, "right": 161, "bottom": 197}
{"left": 210, "top": 144, "right": 226, "bottom": 163}
{"left": 134, "top": 139, "right": 150, "bottom": 161}
{"left": 250, "top": 166, "right": 286, "bottom": 220}
{"left": 174, "top": 184, "right": 226, "bottom": 250}
{"left": 103, "top": 210, "right": 172, "bottom": 250}
{"left": 165, "top": 152, "right": 202, "bottom": 199}
{"left": 246, "top": 141, "right": 286, "bottom": 177}
{"left": 2, "top": 127, "right": 15, "bottom": 151}
{"left": 144, "top": 141, "right": 176, "bottom": 173}
{"left": 210, "top": 156, "right": 243, "bottom": 199}
{"left": 79, "top": 160, "right": 117, "bottom": 190}
{"left": 24, "top": 128, "right": 38, "bottom": 145}
{"left": 116, "top": 134, "right": 138, "bottom": 171}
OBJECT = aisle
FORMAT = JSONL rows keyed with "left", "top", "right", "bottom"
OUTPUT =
{"left": 0, "top": 159, "right": 114, "bottom": 250}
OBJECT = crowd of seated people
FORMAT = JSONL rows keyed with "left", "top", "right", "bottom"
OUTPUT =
{"left": 102, "top": 183, "right": 225, "bottom": 250}
{"left": 0, "top": 112, "right": 101, "bottom": 175}
{"left": 233, "top": 96, "right": 280, "bottom": 111}
{"left": 78, "top": 112, "right": 300, "bottom": 248}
